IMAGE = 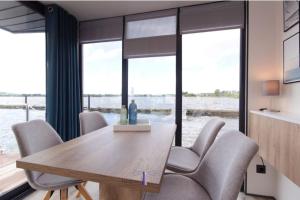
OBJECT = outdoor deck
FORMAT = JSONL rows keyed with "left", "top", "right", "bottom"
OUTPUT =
{"left": 0, "top": 153, "right": 26, "bottom": 195}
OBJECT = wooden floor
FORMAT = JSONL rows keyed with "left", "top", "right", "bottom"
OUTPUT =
{"left": 23, "top": 181, "right": 271, "bottom": 200}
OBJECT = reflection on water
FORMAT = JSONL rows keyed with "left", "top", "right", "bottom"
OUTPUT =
{"left": 0, "top": 109, "right": 45, "bottom": 153}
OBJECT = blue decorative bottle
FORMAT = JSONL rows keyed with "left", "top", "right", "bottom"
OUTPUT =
{"left": 128, "top": 100, "right": 137, "bottom": 124}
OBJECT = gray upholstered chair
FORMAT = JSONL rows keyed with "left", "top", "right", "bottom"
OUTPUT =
{"left": 12, "top": 120, "right": 92, "bottom": 200}
{"left": 144, "top": 130, "right": 258, "bottom": 200}
{"left": 79, "top": 111, "right": 108, "bottom": 135}
{"left": 167, "top": 118, "right": 225, "bottom": 173}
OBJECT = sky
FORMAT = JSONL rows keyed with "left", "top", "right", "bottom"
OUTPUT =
{"left": 83, "top": 28, "right": 240, "bottom": 95}
{"left": 0, "top": 28, "right": 240, "bottom": 95}
{"left": 0, "top": 29, "right": 45, "bottom": 94}
{"left": 182, "top": 29, "right": 240, "bottom": 93}
{"left": 128, "top": 56, "right": 176, "bottom": 95}
{"left": 83, "top": 41, "right": 122, "bottom": 95}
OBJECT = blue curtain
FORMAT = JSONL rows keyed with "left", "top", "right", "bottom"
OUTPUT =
{"left": 45, "top": 5, "right": 82, "bottom": 141}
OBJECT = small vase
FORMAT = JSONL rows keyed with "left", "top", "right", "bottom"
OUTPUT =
{"left": 120, "top": 105, "right": 127, "bottom": 125}
{"left": 128, "top": 100, "right": 137, "bottom": 124}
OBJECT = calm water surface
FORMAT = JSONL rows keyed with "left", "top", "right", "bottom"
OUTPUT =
{"left": 0, "top": 96, "right": 239, "bottom": 153}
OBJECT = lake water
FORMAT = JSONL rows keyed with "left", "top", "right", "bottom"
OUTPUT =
{"left": 0, "top": 96, "right": 239, "bottom": 153}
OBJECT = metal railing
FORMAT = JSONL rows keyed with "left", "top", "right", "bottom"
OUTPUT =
{"left": 0, "top": 95, "right": 45, "bottom": 122}
{"left": 0, "top": 94, "right": 239, "bottom": 118}
{"left": 0, "top": 95, "right": 92, "bottom": 121}
{"left": 87, "top": 95, "right": 90, "bottom": 110}
{"left": 0, "top": 94, "right": 98, "bottom": 110}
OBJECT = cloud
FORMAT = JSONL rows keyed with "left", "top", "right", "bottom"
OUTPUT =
{"left": 83, "top": 41, "right": 122, "bottom": 63}
{"left": 182, "top": 29, "right": 240, "bottom": 93}
{"left": 0, "top": 28, "right": 241, "bottom": 95}
{"left": 0, "top": 30, "right": 45, "bottom": 94}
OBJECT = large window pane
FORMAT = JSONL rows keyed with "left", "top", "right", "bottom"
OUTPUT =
{"left": 182, "top": 29, "right": 240, "bottom": 147}
{"left": 83, "top": 41, "right": 122, "bottom": 124}
{"left": 0, "top": 29, "right": 45, "bottom": 195}
{"left": 128, "top": 56, "right": 175, "bottom": 123}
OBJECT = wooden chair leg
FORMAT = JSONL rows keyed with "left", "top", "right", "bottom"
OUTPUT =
{"left": 60, "top": 188, "right": 68, "bottom": 200}
{"left": 75, "top": 184, "right": 92, "bottom": 200}
{"left": 75, "top": 182, "right": 87, "bottom": 198}
{"left": 43, "top": 190, "right": 53, "bottom": 200}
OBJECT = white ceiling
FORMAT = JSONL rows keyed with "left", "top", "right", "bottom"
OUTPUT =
{"left": 42, "top": 1, "right": 208, "bottom": 21}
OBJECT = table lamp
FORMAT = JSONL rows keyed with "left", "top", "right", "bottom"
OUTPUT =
{"left": 261, "top": 80, "right": 280, "bottom": 112}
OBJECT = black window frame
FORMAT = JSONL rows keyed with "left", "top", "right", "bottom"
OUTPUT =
{"left": 79, "top": 2, "right": 247, "bottom": 147}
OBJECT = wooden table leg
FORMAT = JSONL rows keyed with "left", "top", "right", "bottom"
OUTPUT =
{"left": 99, "top": 183, "right": 143, "bottom": 200}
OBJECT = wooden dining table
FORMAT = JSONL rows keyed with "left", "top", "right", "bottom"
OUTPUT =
{"left": 16, "top": 122, "right": 176, "bottom": 200}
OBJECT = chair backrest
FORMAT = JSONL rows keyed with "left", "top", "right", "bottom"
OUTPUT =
{"left": 79, "top": 111, "right": 108, "bottom": 135}
{"left": 12, "top": 120, "right": 63, "bottom": 187}
{"left": 191, "top": 118, "right": 225, "bottom": 160}
{"left": 190, "top": 130, "right": 258, "bottom": 200}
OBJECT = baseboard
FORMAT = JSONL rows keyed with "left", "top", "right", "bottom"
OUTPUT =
{"left": 12, "top": 188, "right": 35, "bottom": 200}
{"left": 0, "top": 183, "right": 34, "bottom": 200}
{"left": 245, "top": 192, "right": 276, "bottom": 200}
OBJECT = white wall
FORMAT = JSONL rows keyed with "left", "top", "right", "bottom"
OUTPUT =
{"left": 247, "top": 1, "right": 300, "bottom": 199}
{"left": 247, "top": 2, "right": 280, "bottom": 196}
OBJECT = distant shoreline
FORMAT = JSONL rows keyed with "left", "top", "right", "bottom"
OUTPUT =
{"left": 0, "top": 93, "right": 239, "bottom": 98}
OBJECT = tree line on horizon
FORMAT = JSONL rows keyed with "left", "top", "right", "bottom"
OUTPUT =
{"left": 0, "top": 89, "right": 239, "bottom": 98}
{"left": 183, "top": 89, "right": 239, "bottom": 98}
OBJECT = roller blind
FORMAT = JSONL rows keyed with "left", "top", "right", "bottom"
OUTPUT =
{"left": 124, "top": 9, "right": 177, "bottom": 59}
{"left": 180, "top": 1, "right": 244, "bottom": 34}
{"left": 80, "top": 17, "right": 123, "bottom": 43}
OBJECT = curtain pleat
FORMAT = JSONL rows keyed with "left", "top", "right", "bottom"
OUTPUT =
{"left": 46, "top": 5, "right": 81, "bottom": 141}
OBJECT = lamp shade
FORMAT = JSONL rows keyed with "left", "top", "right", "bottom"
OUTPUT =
{"left": 262, "top": 80, "right": 280, "bottom": 96}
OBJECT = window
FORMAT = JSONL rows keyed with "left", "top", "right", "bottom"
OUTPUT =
{"left": 0, "top": 29, "right": 45, "bottom": 194}
{"left": 126, "top": 16, "right": 176, "bottom": 39}
{"left": 124, "top": 10, "right": 177, "bottom": 59}
{"left": 82, "top": 41, "right": 122, "bottom": 124}
{"left": 80, "top": 2, "right": 245, "bottom": 148}
{"left": 182, "top": 29, "right": 241, "bottom": 147}
{"left": 128, "top": 56, "right": 176, "bottom": 123}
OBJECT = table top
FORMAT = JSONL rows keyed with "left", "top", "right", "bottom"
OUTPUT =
{"left": 16, "top": 123, "right": 176, "bottom": 192}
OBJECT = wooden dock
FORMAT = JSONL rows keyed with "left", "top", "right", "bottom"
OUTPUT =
{"left": 0, "top": 105, "right": 239, "bottom": 118}
{"left": 186, "top": 109, "right": 239, "bottom": 118}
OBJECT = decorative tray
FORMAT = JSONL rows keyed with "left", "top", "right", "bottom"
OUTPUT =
{"left": 113, "top": 119, "right": 151, "bottom": 132}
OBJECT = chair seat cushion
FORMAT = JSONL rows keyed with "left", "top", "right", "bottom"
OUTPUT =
{"left": 167, "top": 146, "right": 200, "bottom": 173}
{"left": 144, "top": 174, "right": 211, "bottom": 200}
{"left": 35, "top": 173, "right": 82, "bottom": 190}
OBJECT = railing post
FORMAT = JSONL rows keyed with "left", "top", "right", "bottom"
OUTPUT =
{"left": 88, "top": 95, "right": 91, "bottom": 111}
{"left": 25, "top": 95, "right": 29, "bottom": 122}
{"left": 26, "top": 104, "right": 29, "bottom": 122}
